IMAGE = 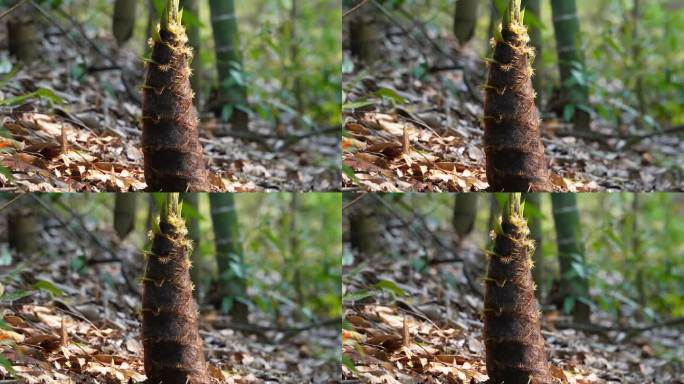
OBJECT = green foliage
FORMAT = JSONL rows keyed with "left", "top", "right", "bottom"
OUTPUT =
{"left": 342, "top": 86, "right": 408, "bottom": 111}
{"left": 0, "top": 264, "right": 62, "bottom": 305}
{"left": 0, "top": 88, "right": 65, "bottom": 107}
{"left": 585, "top": 0, "right": 684, "bottom": 126}
{"left": 239, "top": 193, "right": 342, "bottom": 319}
{"left": 585, "top": 194, "right": 684, "bottom": 318}
{"left": 235, "top": 0, "right": 342, "bottom": 127}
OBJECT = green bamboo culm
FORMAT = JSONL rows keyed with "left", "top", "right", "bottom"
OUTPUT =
{"left": 112, "top": 0, "right": 137, "bottom": 44}
{"left": 7, "top": 201, "right": 39, "bottom": 256}
{"left": 453, "top": 0, "right": 480, "bottom": 44}
{"left": 209, "top": 0, "right": 249, "bottom": 133}
{"left": 550, "top": 0, "right": 590, "bottom": 131}
{"left": 348, "top": 198, "right": 381, "bottom": 256}
{"left": 550, "top": 193, "right": 591, "bottom": 323}
{"left": 452, "top": 193, "right": 478, "bottom": 241}
{"left": 7, "top": 0, "right": 38, "bottom": 63}
{"left": 484, "top": 193, "right": 553, "bottom": 384}
{"left": 209, "top": 193, "right": 248, "bottom": 323}
{"left": 114, "top": 193, "right": 138, "bottom": 240}
{"left": 142, "top": 193, "right": 212, "bottom": 384}
{"left": 483, "top": 0, "right": 551, "bottom": 192}
{"left": 142, "top": 0, "right": 211, "bottom": 192}
{"left": 348, "top": 0, "right": 383, "bottom": 64}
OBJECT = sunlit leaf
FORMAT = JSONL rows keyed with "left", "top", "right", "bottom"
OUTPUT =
{"left": 372, "top": 279, "right": 407, "bottom": 297}
{"left": 33, "top": 280, "right": 64, "bottom": 297}
{"left": 0, "top": 88, "right": 65, "bottom": 106}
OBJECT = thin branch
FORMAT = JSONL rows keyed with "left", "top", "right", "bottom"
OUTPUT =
{"left": 0, "top": 193, "right": 25, "bottom": 212}
{"left": 0, "top": 0, "right": 28, "bottom": 20}
{"left": 343, "top": 0, "right": 370, "bottom": 18}
{"left": 370, "top": 1, "right": 482, "bottom": 103}
{"left": 343, "top": 192, "right": 367, "bottom": 211}
{"left": 368, "top": 193, "right": 433, "bottom": 260}
{"left": 371, "top": 195, "right": 484, "bottom": 296}
{"left": 370, "top": 0, "right": 430, "bottom": 65}
{"left": 28, "top": 195, "right": 138, "bottom": 294}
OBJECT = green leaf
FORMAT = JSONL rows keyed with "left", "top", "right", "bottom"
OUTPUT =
{"left": 342, "top": 165, "right": 359, "bottom": 184}
{"left": 523, "top": 9, "right": 544, "bottom": 30}
{"left": 0, "top": 88, "right": 65, "bottom": 106}
{"left": 181, "top": 8, "right": 202, "bottom": 28}
{"left": 411, "top": 63, "right": 427, "bottom": 80}
{"left": 228, "top": 260, "right": 245, "bottom": 279}
{"left": 33, "top": 280, "right": 64, "bottom": 297}
{"left": 605, "top": 35, "right": 625, "bottom": 55}
{"left": 563, "top": 104, "right": 576, "bottom": 122}
{"left": 70, "top": 63, "right": 86, "bottom": 81}
{"left": 221, "top": 296, "right": 234, "bottom": 314}
{"left": 570, "top": 69, "right": 587, "bottom": 86}
{"left": 180, "top": 199, "right": 202, "bottom": 220}
{"left": 570, "top": 261, "right": 587, "bottom": 279}
{"left": 494, "top": 0, "right": 507, "bottom": 14}
{"left": 372, "top": 279, "right": 407, "bottom": 297}
{"left": 221, "top": 104, "right": 234, "bottom": 122}
{"left": 0, "top": 165, "right": 11, "bottom": 179}
{"left": 0, "top": 354, "right": 15, "bottom": 375}
{"left": 576, "top": 103, "right": 594, "bottom": 115}
{"left": 522, "top": 197, "right": 544, "bottom": 219}
{"left": 411, "top": 257, "right": 427, "bottom": 272}
{"left": 342, "top": 355, "right": 357, "bottom": 373}
{"left": 373, "top": 87, "right": 407, "bottom": 105}
{"left": 563, "top": 296, "right": 575, "bottom": 314}
{"left": 152, "top": 0, "right": 165, "bottom": 15}
{"left": 0, "top": 290, "right": 32, "bottom": 302}
{"left": 0, "top": 66, "right": 19, "bottom": 90}
{"left": 69, "top": 255, "right": 86, "bottom": 272}
{"left": 0, "top": 318, "right": 10, "bottom": 331}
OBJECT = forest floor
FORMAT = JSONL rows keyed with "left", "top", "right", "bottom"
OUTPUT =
{"left": 0, "top": 12, "right": 340, "bottom": 192}
{"left": 342, "top": 25, "right": 684, "bottom": 192}
{"left": 341, "top": 214, "right": 684, "bottom": 383}
{"left": 0, "top": 208, "right": 339, "bottom": 383}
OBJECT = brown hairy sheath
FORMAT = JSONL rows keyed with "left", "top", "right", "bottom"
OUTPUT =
{"left": 142, "top": 0, "right": 210, "bottom": 192}
{"left": 142, "top": 193, "right": 212, "bottom": 384}
{"left": 483, "top": 0, "right": 551, "bottom": 192}
{"left": 483, "top": 193, "right": 554, "bottom": 384}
